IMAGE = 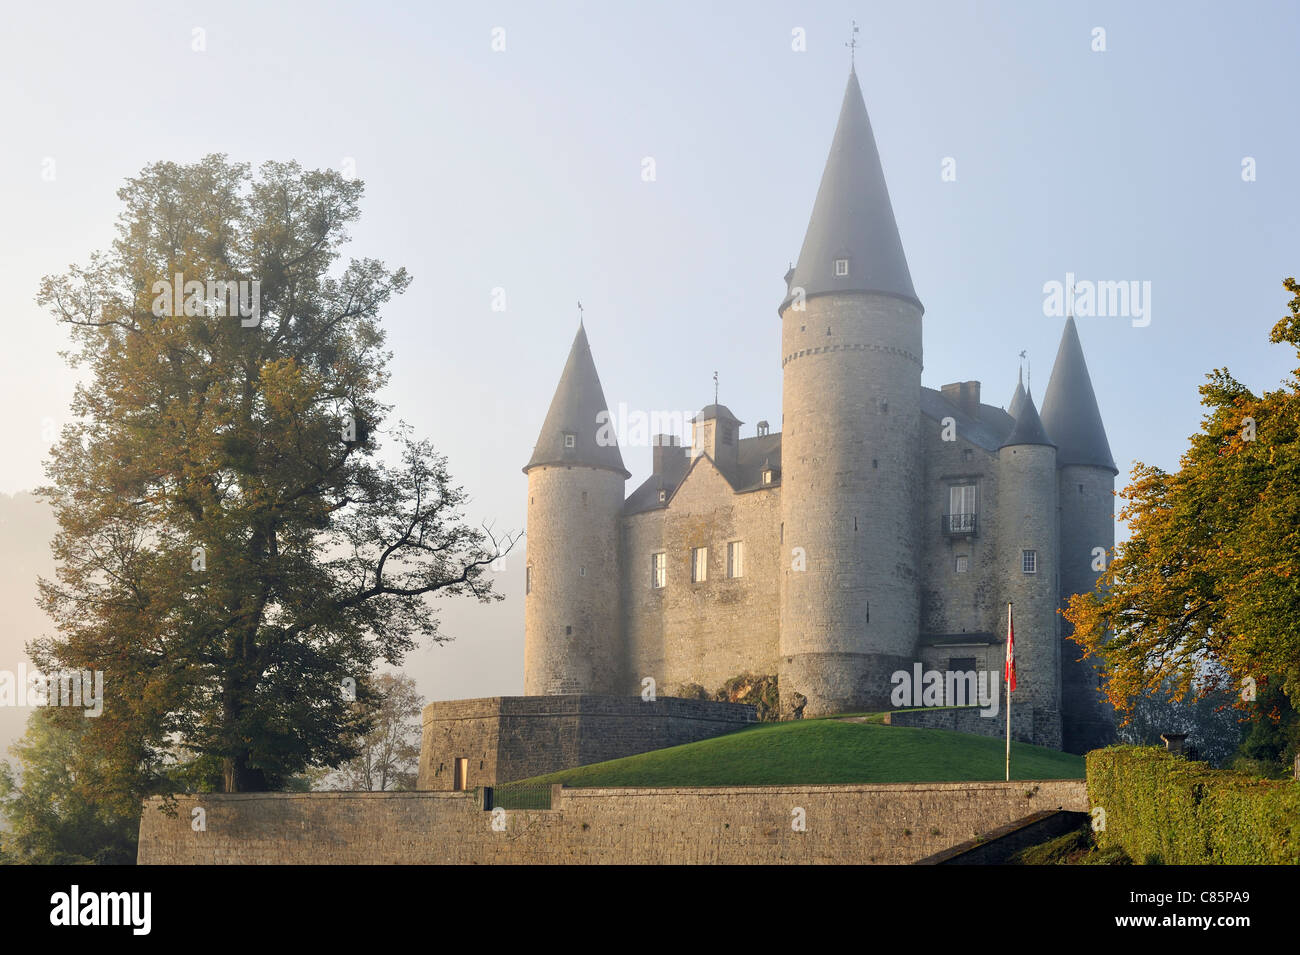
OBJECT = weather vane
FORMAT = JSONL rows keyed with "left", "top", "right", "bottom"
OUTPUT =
{"left": 577, "top": 300, "right": 584, "bottom": 326}
{"left": 1018, "top": 349, "right": 1030, "bottom": 392}
{"left": 713, "top": 370, "right": 719, "bottom": 406}
{"left": 845, "top": 19, "right": 860, "bottom": 67}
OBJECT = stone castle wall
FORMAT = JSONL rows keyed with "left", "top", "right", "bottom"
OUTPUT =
{"left": 138, "top": 779, "right": 1086, "bottom": 865}
{"left": 622, "top": 461, "right": 781, "bottom": 695}
{"left": 417, "top": 695, "right": 757, "bottom": 791}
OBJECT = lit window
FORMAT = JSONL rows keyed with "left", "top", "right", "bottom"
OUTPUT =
{"left": 651, "top": 553, "right": 666, "bottom": 589}
{"left": 1022, "top": 550, "right": 1037, "bottom": 574}
{"left": 563, "top": 433, "right": 576, "bottom": 448}
{"left": 727, "top": 541, "right": 744, "bottom": 579}
{"left": 835, "top": 258, "right": 849, "bottom": 276}
{"left": 691, "top": 546, "right": 708, "bottom": 583}
{"left": 955, "top": 555, "right": 968, "bottom": 574}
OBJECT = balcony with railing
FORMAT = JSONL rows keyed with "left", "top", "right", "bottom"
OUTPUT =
{"left": 942, "top": 512, "right": 977, "bottom": 537}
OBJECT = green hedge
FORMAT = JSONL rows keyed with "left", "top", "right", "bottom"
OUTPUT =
{"left": 1087, "top": 746, "right": 1300, "bottom": 864}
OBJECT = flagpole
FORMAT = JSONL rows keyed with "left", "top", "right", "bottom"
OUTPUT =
{"left": 1005, "top": 601, "right": 1012, "bottom": 783}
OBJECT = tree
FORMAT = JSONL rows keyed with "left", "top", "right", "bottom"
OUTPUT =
{"left": 0, "top": 710, "right": 138, "bottom": 865}
{"left": 35, "top": 155, "right": 517, "bottom": 796}
{"left": 1065, "top": 278, "right": 1300, "bottom": 754}
{"left": 313, "top": 673, "right": 423, "bottom": 791}
{"left": 1114, "top": 672, "right": 1245, "bottom": 768}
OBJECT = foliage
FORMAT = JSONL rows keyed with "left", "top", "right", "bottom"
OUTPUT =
{"left": 714, "top": 673, "right": 780, "bottom": 722}
{"left": 1008, "top": 823, "right": 1132, "bottom": 865}
{"left": 1087, "top": 745, "right": 1300, "bottom": 864}
{"left": 1113, "top": 672, "right": 1245, "bottom": 767}
{"left": 34, "top": 155, "right": 515, "bottom": 794}
{"left": 1232, "top": 681, "right": 1300, "bottom": 777}
{"left": 1065, "top": 278, "right": 1300, "bottom": 719}
{"left": 311, "top": 672, "right": 422, "bottom": 791}
{"left": 0, "top": 711, "right": 138, "bottom": 865}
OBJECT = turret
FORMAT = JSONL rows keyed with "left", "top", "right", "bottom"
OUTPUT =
{"left": 778, "top": 67, "right": 924, "bottom": 717}
{"left": 997, "top": 390, "right": 1062, "bottom": 747}
{"left": 1040, "top": 316, "right": 1118, "bottom": 753}
{"left": 523, "top": 323, "right": 630, "bottom": 695}
{"left": 690, "top": 404, "right": 742, "bottom": 477}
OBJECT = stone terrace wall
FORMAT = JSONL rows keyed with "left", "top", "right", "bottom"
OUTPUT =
{"left": 138, "top": 779, "right": 1086, "bottom": 865}
{"left": 418, "top": 695, "right": 757, "bottom": 791}
{"left": 885, "top": 706, "right": 1034, "bottom": 742}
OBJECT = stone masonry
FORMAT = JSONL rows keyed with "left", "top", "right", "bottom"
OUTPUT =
{"left": 138, "top": 779, "right": 1087, "bottom": 865}
{"left": 417, "top": 695, "right": 757, "bottom": 791}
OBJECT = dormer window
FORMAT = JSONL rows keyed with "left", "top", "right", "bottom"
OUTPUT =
{"left": 563, "top": 433, "right": 576, "bottom": 449}
{"left": 658, "top": 489, "right": 667, "bottom": 503}
{"left": 761, "top": 469, "right": 774, "bottom": 485}
{"left": 834, "top": 258, "right": 849, "bottom": 276}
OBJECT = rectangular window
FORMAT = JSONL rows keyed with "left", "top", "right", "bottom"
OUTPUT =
{"left": 955, "top": 555, "right": 968, "bottom": 574}
{"left": 651, "top": 552, "right": 666, "bottom": 589}
{"left": 563, "top": 433, "right": 575, "bottom": 448}
{"left": 691, "top": 546, "right": 708, "bottom": 583}
{"left": 949, "top": 483, "right": 976, "bottom": 516}
{"left": 835, "top": 258, "right": 849, "bottom": 276}
{"left": 1022, "top": 549, "right": 1037, "bottom": 574}
{"left": 526, "top": 565, "right": 532, "bottom": 594}
{"left": 727, "top": 541, "right": 744, "bottom": 578}
{"left": 453, "top": 757, "right": 468, "bottom": 791}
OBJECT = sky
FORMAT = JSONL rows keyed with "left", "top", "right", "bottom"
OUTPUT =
{"left": 0, "top": 0, "right": 1296, "bottom": 724}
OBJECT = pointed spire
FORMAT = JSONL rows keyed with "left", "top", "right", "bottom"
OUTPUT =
{"left": 1001, "top": 389, "right": 1054, "bottom": 449}
{"left": 1040, "top": 317, "right": 1117, "bottom": 473}
{"left": 781, "top": 69, "right": 921, "bottom": 313}
{"left": 1009, "top": 368, "right": 1027, "bottom": 421}
{"left": 523, "top": 325, "right": 630, "bottom": 478}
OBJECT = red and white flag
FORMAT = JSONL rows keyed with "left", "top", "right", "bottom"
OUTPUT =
{"left": 1005, "top": 603, "right": 1017, "bottom": 693}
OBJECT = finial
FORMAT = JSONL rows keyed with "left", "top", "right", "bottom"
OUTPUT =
{"left": 713, "top": 370, "right": 719, "bottom": 406}
{"left": 1017, "top": 351, "right": 1026, "bottom": 389}
{"left": 577, "top": 299, "right": 584, "bottom": 327}
{"left": 845, "top": 19, "right": 860, "bottom": 69}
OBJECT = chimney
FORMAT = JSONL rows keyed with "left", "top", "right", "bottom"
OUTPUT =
{"left": 941, "top": 381, "right": 982, "bottom": 419}
{"left": 652, "top": 434, "right": 685, "bottom": 476}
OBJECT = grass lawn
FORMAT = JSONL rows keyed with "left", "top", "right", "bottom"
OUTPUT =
{"left": 516, "top": 718, "right": 1085, "bottom": 788}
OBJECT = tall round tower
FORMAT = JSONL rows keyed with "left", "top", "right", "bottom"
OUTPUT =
{"left": 778, "top": 67, "right": 924, "bottom": 717}
{"left": 522, "top": 323, "right": 629, "bottom": 696}
{"left": 1040, "top": 316, "right": 1118, "bottom": 753}
{"left": 997, "top": 391, "right": 1062, "bottom": 749}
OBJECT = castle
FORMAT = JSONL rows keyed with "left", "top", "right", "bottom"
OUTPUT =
{"left": 521, "top": 67, "right": 1117, "bottom": 754}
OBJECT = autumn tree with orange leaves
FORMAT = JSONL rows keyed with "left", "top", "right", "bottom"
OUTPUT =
{"left": 1066, "top": 278, "right": 1300, "bottom": 739}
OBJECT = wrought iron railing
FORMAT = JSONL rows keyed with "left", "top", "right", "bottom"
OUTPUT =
{"left": 942, "top": 512, "right": 977, "bottom": 536}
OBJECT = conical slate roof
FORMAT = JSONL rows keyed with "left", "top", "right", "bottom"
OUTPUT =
{"left": 1040, "top": 317, "right": 1117, "bottom": 473}
{"left": 1001, "top": 389, "right": 1054, "bottom": 449}
{"left": 781, "top": 68, "right": 921, "bottom": 313}
{"left": 523, "top": 324, "right": 630, "bottom": 478}
{"left": 1008, "top": 369, "right": 1027, "bottom": 420}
